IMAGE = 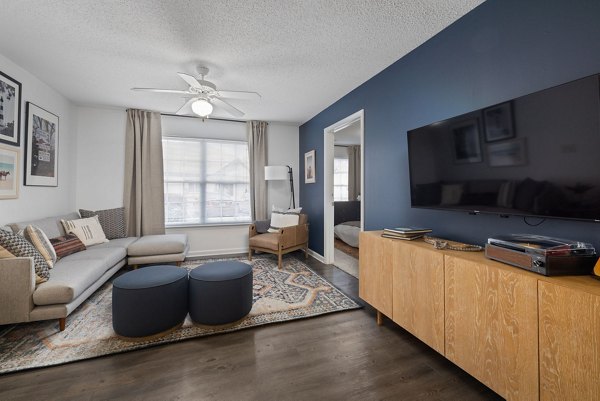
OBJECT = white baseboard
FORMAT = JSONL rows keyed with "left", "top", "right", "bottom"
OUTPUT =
{"left": 308, "top": 249, "right": 326, "bottom": 263}
{"left": 187, "top": 248, "right": 248, "bottom": 258}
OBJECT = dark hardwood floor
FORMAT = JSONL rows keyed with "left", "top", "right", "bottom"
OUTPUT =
{"left": 0, "top": 253, "right": 502, "bottom": 401}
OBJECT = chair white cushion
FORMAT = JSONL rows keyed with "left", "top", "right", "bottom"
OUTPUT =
{"left": 268, "top": 207, "right": 303, "bottom": 233}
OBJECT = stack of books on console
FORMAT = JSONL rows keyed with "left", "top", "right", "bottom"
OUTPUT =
{"left": 382, "top": 227, "right": 432, "bottom": 241}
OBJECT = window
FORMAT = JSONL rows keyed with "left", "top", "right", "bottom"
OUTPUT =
{"left": 334, "top": 157, "right": 349, "bottom": 201}
{"left": 163, "top": 137, "right": 251, "bottom": 225}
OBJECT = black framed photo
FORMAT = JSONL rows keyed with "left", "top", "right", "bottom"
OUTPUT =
{"left": 453, "top": 119, "right": 482, "bottom": 164}
{"left": 483, "top": 102, "right": 515, "bottom": 142}
{"left": 0, "top": 71, "right": 22, "bottom": 147}
{"left": 25, "top": 102, "right": 59, "bottom": 187}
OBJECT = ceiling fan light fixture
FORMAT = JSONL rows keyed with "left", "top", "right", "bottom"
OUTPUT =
{"left": 191, "top": 98, "right": 213, "bottom": 117}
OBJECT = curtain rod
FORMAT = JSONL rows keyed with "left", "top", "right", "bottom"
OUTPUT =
{"left": 160, "top": 113, "right": 248, "bottom": 124}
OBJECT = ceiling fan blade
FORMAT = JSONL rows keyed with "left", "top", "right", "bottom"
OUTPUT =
{"left": 175, "top": 98, "right": 198, "bottom": 115}
{"left": 131, "top": 88, "right": 192, "bottom": 94}
{"left": 217, "top": 90, "right": 261, "bottom": 100}
{"left": 212, "top": 97, "right": 245, "bottom": 117}
{"left": 177, "top": 72, "right": 202, "bottom": 89}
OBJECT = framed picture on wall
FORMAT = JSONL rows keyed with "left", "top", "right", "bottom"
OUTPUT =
{"left": 452, "top": 119, "right": 482, "bottom": 164}
{"left": 0, "top": 145, "right": 19, "bottom": 199}
{"left": 483, "top": 102, "right": 515, "bottom": 142}
{"left": 305, "top": 149, "right": 316, "bottom": 184}
{"left": 487, "top": 138, "right": 527, "bottom": 167}
{"left": 24, "top": 102, "right": 59, "bottom": 187}
{"left": 0, "top": 71, "right": 22, "bottom": 147}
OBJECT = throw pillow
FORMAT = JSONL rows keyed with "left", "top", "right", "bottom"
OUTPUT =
{"left": 0, "top": 230, "right": 50, "bottom": 284}
{"left": 268, "top": 207, "right": 303, "bottom": 233}
{"left": 23, "top": 225, "right": 57, "bottom": 269}
{"left": 50, "top": 234, "right": 87, "bottom": 259}
{"left": 61, "top": 216, "right": 109, "bottom": 246}
{"left": 79, "top": 207, "right": 126, "bottom": 240}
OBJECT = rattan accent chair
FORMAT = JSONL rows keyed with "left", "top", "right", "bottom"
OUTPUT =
{"left": 248, "top": 214, "right": 309, "bottom": 269}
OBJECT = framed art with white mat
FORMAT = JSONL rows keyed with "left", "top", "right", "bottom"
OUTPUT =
{"left": 25, "top": 102, "right": 59, "bottom": 186}
{"left": 0, "top": 145, "right": 19, "bottom": 199}
{"left": 0, "top": 70, "right": 22, "bottom": 147}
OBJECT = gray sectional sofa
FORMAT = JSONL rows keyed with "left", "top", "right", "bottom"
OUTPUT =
{"left": 0, "top": 213, "right": 188, "bottom": 331}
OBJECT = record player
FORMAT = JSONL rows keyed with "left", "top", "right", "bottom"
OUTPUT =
{"left": 485, "top": 234, "right": 597, "bottom": 276}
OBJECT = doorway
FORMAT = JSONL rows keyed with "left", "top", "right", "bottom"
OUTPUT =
{"left": 323, "top": 110, "right": 364, "bottom": 275}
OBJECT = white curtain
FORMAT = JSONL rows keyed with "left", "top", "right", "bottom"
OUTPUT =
{"left": 247, "top": 121, "right": 268, "bottom": 221}
{"left": 123, "top": 109, "right": 165, "bottom": 236}
{"left": 347, "top": 145, "right": 361, "bottom": 201}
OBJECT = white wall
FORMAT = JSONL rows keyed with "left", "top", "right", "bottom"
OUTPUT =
{"left": 0, "top": 53, "right": 77, "bottom": 225}
{"left": 266, "top": 123, "right": 300, "bottom": 212}
{"left": 75, "top": 107, "right": 126, "bottom": 209}
{"left": 74, "top": 108, "right": 299, "bottom": 256}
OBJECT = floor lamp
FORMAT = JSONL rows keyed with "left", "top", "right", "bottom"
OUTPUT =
{"left": 265, "top": 165, "right": 296, "bottom": 209}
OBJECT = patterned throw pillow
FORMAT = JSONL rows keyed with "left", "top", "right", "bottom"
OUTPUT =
{"left": 79, "top": 207, "right": 126, "bottom": 240}
{"left": 23, "top": 225, "right": 57, "bottom": 268}
{"left": 0, "top": 230, "right": 50, "bottom": 284}
{"left": 61, "top": 216, "right": 109, "bottom": 247}
{"left": 50, "top": 234, "right": 87, "bottom": 259}
{"left": 268, "top": 207, "right": 303, "bottom": 233}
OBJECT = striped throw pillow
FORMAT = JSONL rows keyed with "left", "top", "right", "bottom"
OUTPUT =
{"left": 268, "top": 207, "right": 303, "bottom": 233}
{"left": 50, "top": 234, "right": 87, "bottom": 259}
{"left": 23, "top": 225, "right": 57, "bottom": 268}
{"left": 61, "top": 216, "right": 109, "bottom": 246}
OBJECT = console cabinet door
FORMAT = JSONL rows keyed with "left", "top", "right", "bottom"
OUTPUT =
{"left": 359, "top": 232, "right": 393, "bottom": 317}
{"left": 539, "top": 281, "right": 600, "bottom": 401}
{"left": 392, "top": 244, "right": 444, "bottom": 354}
{"left": 445, "top": 256, "right": 538, "bottom": 401}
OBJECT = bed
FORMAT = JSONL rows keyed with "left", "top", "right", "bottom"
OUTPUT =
{"left": 334, "top": 201, "right": 361, "bottom": 248}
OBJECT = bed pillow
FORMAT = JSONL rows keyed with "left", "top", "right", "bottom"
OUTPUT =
{"left": 23, "top": 225, "right": 57, "bottom": 268}
{"left": 0, "top": 230, "right": 50, "bottom": 284}
{"left": 79, "top": 207, "right": 126, "bottom": 240}
{"left": 268, "top": 207, "right": 303, "bottom": 233}
{"left": 61, "top": 216, "right": 109, "bottom": 246}
{"left": 50, "top": 234, "right": 87, "bottom": 259}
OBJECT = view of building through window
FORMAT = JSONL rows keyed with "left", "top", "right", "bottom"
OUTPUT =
{"left": 334, "top": 157, "right": 349, "bottom": 201}
{"left": 163, "top": 137, "right": 251, "bottom": 225}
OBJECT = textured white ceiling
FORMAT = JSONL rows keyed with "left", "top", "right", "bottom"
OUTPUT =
{"left": 0, "top": 0, "right": 483, "bottom": 124}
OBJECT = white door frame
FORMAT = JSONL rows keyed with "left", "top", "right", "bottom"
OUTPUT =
{"left": 323, "top": 109, "right": 364, "bottom": 265}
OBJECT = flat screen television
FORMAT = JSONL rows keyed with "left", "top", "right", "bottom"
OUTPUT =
{"left": 407, "top": 74, "right": 600, "bottom": 222}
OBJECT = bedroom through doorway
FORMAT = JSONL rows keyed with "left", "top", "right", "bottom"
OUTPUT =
{"left": 323, "top": 110, "right": 364, "bottom": 278}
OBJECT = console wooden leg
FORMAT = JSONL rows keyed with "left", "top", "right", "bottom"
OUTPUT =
{"left": 376, "top": 311, "right": 384, "bottom": 326}
{"left": 248, "top": 248, "right": 253, "bottom": 261}
{"left": 59, "top": 317, "right": 66, "bottom": 331}
{"left": 176, "top": 261, "right": 182, "bottom": 267}
{"left": 132, "top": 264, "right": 138, "bottom": 270}
{"left": 278, "top": 253, "right": 282, "bottom": 270}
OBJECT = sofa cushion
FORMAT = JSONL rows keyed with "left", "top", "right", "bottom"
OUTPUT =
{"left": 127, "top": 234, "right": 187, "bottom": 256}
{"left": 0, "top": 230, "right": 50, "bottom": 284}
{"left": 79, "top": 207, "right": 126, "bottom": 240}
{"left": 61, "top": 216, "right": 109, "bottom": 246}
{"left": 9, "top": 212, "right": 80, "bottom": 239}
{"left": 24, "top": 225, "right": 57, "bottom": 268}
{"left": 33, "top": 245, "right": 127, "bottom": 306}
{"left": 50, "top": 234, "right": 87, "bottom": 259}
{"left": 91, "top": 237, "right": 138, "bottom": 250}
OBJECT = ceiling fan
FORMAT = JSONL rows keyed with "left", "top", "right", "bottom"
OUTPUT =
{"left": 131, "top": 66, "right": 261, "bottom": 118}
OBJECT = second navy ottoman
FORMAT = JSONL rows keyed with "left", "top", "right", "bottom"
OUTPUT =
{"left": 112, "top": 265, "right": 188, "bottom": 338}
{"left": 189, "top": 261, "right": 253, "bottom": 325}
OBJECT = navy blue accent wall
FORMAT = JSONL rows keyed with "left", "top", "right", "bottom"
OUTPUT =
{"left": 299, "top": 0, "right": 600, "bottom": 256}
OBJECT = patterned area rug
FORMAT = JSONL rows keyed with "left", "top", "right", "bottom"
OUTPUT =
{"left": 0, "top": 255, "right": 360, "bottom": 374}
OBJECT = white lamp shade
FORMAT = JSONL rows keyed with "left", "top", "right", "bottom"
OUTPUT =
{"left": 191, "top": 99, "right": 214, "bottom": 117}
{"left": 265, "top": 165, "right": 288, "bottom": 180}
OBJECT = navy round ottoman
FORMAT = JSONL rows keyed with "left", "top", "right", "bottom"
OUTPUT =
{"left": 112, "top": 265, "right": 188, "bottom": 338}
{"left": 189, "top": 261, "right": 253, "bottom": 325}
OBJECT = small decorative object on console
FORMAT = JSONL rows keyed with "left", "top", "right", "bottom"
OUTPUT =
{"left": 423, "top": 235, "right": 483, "bottom": 252}
{"left": 486, "top": 234, "right": 597, "bottom": 276}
